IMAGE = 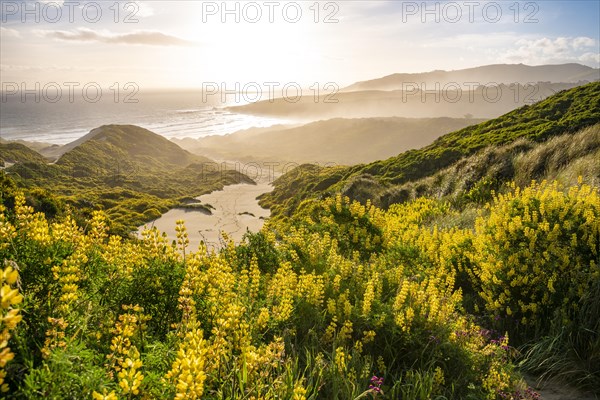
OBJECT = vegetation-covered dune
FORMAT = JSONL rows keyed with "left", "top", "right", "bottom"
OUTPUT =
{"left": 2, "top": 125, "right": 251, "bottom": 234}
{"left": 0, "top": 142, "right": 50, "bottom": 166}
{"left": 56, "top": 125, "right": 212, "bottom": 171}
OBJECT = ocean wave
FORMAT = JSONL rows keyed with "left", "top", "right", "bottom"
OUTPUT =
{"left": 3, "top": 107, "right": 292, "bottom": 144}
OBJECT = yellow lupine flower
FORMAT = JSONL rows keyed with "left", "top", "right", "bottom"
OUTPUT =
{"left": 0, "top": 263, "right": 23, "bottom": 392}
{"left": 292, "top": 382, "right": 307, "bottom": 400}
{"left": 167, "top": 329, "right": 208, "bottom": 400}
{"left": 475, "top": 180, "right": 599, "bottom": 330}
{"left": 92, "top": 390, "right": 118, "bottom": 400}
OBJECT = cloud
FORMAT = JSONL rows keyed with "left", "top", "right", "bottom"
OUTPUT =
{"left": 1, "top": 27, "right": 21, "bottom": 38}
{"left": 573, "top": 37, "right": 596, "bottom": 49}
{"left": 579, "top": 52, "right": 600, "bottom": 64}
{"left": 499, "top": 36, "right": 598, "bottom": 65}
{"left": 38, "top": 28, "right": 192, "bottom": 46}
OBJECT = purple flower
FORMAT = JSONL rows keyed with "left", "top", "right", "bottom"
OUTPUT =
{"left": 369, "top": 385, "right": 382, "bottom": 393}
{"left": 369, "top": 375, "right": 384, "bottom": 394}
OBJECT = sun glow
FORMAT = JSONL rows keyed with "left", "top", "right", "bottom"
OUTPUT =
{"left": 171, "top": 2, "right": 323, "bottom": 88}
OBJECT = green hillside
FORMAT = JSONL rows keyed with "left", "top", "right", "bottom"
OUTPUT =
{"left": 374, "top": 124, "right": 600, "bottom": 208}
{"left": 4, "top": 125, "right": 251, "bottom": 234}
{"left": 57, "top": 125, "right": 211, "bottom": 172}
{"left": 260, "top": 82, "right": 600, "bottom": 217}
{"left": 356, "top": 82, "right": 600, "bottom": 183}
{"left": 0, "top": 142, "right": 49, "bottom": 166}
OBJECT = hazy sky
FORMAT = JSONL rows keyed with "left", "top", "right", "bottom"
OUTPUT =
{"left": 1, "top": 0, "right": 599, "bottom": 89}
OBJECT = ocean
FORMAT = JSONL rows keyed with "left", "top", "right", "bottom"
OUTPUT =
{"left": 0, "top": 89, "right": 289, "bottom": 145}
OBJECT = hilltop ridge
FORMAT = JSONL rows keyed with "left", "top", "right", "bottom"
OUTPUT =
{"left": 56, "top": 125, "right": 212, "bottom": 171}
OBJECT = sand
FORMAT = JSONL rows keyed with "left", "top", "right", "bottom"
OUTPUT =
{"left": 524, "top": 375, "right": 598, "bottom": 400}
{"left": 138, "top": 181, "right": 272, "bottom": 252}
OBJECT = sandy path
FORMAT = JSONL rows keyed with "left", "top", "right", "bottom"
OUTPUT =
{"left": 138, "top": 181, "right": 272, "bottom": 252}
{"left": 525, "top": 375, "right": 598, "bottom": 400}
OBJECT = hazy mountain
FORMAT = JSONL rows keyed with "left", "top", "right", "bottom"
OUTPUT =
{"left": 229, "top": 82, "right": 583, "bottom": 120}
{"left": 177, "top": 117, "right": 484, "bottom": 165}
{"left": 343, "top": 63, "right": 600, "bottom": 92}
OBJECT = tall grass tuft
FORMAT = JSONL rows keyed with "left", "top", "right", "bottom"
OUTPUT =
{"left": 519, "top": 274, "right": 600, "bottom": 392}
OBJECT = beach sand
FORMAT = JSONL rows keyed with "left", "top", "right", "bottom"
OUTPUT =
{"left": 138, "top": 181, "right": 272, "bottom": 252}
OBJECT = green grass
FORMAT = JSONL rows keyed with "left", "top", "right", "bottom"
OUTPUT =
{"left": 375, "top": 123, "right": 600, "bottom": 208}
{"left": 519, "top": 276, "right": 600, "bottom": 392}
